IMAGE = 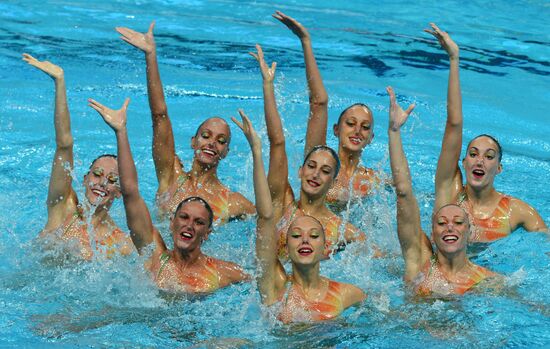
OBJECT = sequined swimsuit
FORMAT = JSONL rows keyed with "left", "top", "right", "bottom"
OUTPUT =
{"left": 326, "top": 168, "right": 377, "bottom": 204}
{"left": 277, "top": 279, "right": 346, "bottom": 323}
{"left": 57, "top": 211, "right": 127, "bottom": 260}
{"left": 155, "top": 252, "right": 223, "bottom": 293}
{"left": 457, "top": 190, "right": 512, "bottom": 242}
{"left": 415, "top": 256, "right": 494, "bottom": 296}
{"left": 157, "top": 174, "right": 230, "bottom": 224}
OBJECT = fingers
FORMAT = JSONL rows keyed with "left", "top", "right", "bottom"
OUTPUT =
{"left": 271, "top": 62, "right": 277, "bottom": 72}
{"left": 115, "top": 26, "right": 135, "bottom": 37}
{"left": 148, "top": 21, "right": 155, "bottom": 34}
{"left": 386, "top": 86, "right": 396, "bottom": 104}
{"left": 230, "top": 116, "right": 244, "bottom": 131}
{"left": 87, "top": 98, "right": 105, "bottom": 111}
{"left": 405, "top": 104, "right": 416, "bottom": 115}
{"left": 122, "top": 97, "right": 131, "bottom": 110}
{"left": 248, "top": 51, "right": 259, "bottom": 61}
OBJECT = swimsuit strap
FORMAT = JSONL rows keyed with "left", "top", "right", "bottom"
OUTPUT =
{"left": 157, "top": 252, "right": 171, "bottom": 278}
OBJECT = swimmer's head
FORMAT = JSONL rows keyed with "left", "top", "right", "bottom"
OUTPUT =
{"left": 431, "top": 204, "right": 471, "bottom": 254}
{"left": 333, "top": 103, "right": 374, "bottom": 152}
{"left": 174, "top": 196, "right": 214, "bottom": 228}
{"left": 299, "top": 146, "right": 340, "bottom": 198}
{"left": 84, "top": 154, "right": 121, "bottom": 207}
{"left": 466, "top": 134, "right": 502, "bottom": 163}
{"left": 191, "top": 117, "right": 231, "bottom": 167}
{"left": 286, "top": 215, "right": 326, "bottom": 264}
{"left": 171, "top": 196, "right": 214, "bottom": 251}
{"left": 463, "top": 134, "right": 503, "bottom": 189}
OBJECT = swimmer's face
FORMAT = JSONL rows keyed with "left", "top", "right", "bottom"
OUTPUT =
{"left": 432, "top": 205, "right": 470, "bottom": 254}
{"left": 83, "top": 156, "right": 121, "bottom": 207}
{"left": 299, "top": 150, "right": 337, "bottom": 198}
{"left": 462, "top": 136, "right": 502, "bottom": 190}
{"left": 191, "top": 118, "right": 230, "bottom": 167}
{"left": 170, "top": 201, "right": 212, "bottom": 251}
{"left": 286, "top": 216, "right": 326, "bottom": 265}
{"left": 333, "top": 105, "right": 374, "bottom": 152}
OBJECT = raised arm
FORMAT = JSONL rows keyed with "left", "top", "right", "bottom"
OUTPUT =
{"left": 249, "top": 45, "right": 292, "bottom": 218}
{"left": 116, "top": 22, "right": 178, "bottom": 193}
{"left": 232, "top": 110, "right": 286, "bottom": 305}
{"left": 23, "top": 54, "right": 77, "bottom": 230}
{"left": 88, "top": 98, "right": 156, "bottom": 254}
{"left": 273, "top": 11, "right": 328, "bottom": 155}
{"left": 427, "top": 23, "right": 464, "bottom": 212}
{"left": 387, "top": 87, "right": 432, "bottom": 281}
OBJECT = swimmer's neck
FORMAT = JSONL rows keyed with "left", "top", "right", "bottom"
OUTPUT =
{"left": 297, "top": 194, "right": 329, "bottom": 216}
{"left": 291, "top": 263, "right": 323, "bottom": 292}
{"left": 172, "top": 245, "right": 204, "bottom": 267}
{"left": 338, "top": 146, "right": 362, "bottom": 176}
{"left": 464, "top": 185, "right": 500, "bottom": 206}
{"left": 436, "top": 250, "right": 470, "bottom": 275}
{"left": 81, "top": 202, "right": 113, "bottom": 228}
{"left": 188, "top": 160, "right": 220, "bottom": 185}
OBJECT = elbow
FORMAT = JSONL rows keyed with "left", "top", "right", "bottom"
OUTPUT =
{"left": 56, "top": 135, "right": 74, "bottom": 150}
{"left": 310, "top": 94, "right": 328, "bottom": 107}
{"left": 151, "top": 108, "right": 168, "bottom": 120}
{"left": 269, "top": 137, "right": 285, "bottom": 148}
{"left": 394, "top": 183, "right": 412, "bottom": 198}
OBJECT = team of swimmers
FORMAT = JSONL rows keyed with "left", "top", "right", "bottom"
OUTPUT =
{"left": 26, "top": 13, "right": 547, "bottom": 324}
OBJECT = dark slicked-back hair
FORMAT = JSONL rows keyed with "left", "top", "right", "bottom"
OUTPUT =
{"left": 194, "top": 117, "right": 232, "bottom": 144}
{"left": 336, "top": 103, "right": 373, "bottom": 127}
{"left": 466, "top": 134, "right": 502, "bottom": 162}
{"left": 174, "top": 196, "right": 214, "bottom": 227}
{"left": 89, "top": 154, "right": 117, "bottom": 170}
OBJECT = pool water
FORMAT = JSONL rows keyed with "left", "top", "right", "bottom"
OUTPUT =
{"left": 1, "top": 0, "right": 549, "bottom": 347}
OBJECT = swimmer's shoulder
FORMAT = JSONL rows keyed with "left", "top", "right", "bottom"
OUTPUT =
{"left": 507, "top": 195, "right": 547, "bottom": 232}
{"left": 209, "top": 256, "right": 250, "bottom": 284}
{"left": 334, "top": 279, "right": 366, "bottom": 307}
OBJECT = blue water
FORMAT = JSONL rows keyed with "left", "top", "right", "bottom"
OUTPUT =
{"left": 1, "top": 0, "right": 549, "bottom": 347}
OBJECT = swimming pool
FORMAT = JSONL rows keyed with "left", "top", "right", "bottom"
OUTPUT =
{"left": 1, "top": 0, "right": 549, "bottom": 347}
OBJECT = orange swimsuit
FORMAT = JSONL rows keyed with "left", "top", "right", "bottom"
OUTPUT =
{"left": 326, "top": 168, "right": 377, "bottom": 204}
{"left": 457, "top": 191, "right": 512, "bottom": 242}
{"left": 276, "top": 202, "right": 342, "bottom": 259}
{"left": 154, "top": 252, "right": 222, "bottom": 293}
{"left": 415, "top": 256, "right": 494, "bottom": 296}
{"left": 277, "top": 279, "right": 345, "bottom": 323}
{"left": 157, "top": 174, "right": 230, "bottom": 224}
{"left": 56, "top": 211, "right": 129, "bottom": 260}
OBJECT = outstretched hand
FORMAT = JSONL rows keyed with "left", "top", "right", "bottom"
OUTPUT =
{"left": 249, "top": 44, "right": 277, "bottom": 83}
{"left": 88, "top": 98, "right": 130, "bottom": 132}
{"left": 387, "top": 86, "right": 415, "bottom": 131}
{"left": 231, "top": 109, "right": 261, "bottom": 150}
{"left": 22, "top": 53, "right": 64, "bottom": 80}
{"left": 116, "top": 21, "right": 156, "bottom": 54}
{"left": 424, "top": 23, "right": 459, "bottom": 60}
{"left": 272, "top": 11, "right": 310, "bottom": 40}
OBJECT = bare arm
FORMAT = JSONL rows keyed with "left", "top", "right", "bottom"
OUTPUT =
{"left": 88, "top": 98, "right": 156, "bottom": 254}
{"left": 273, "top": 11, "right": 328, "bottom": 155}
{"left": 387, "top": 87, "right": 432, "bottom": 281}
{"left": 23, "top": 54, "right": 77, "bottom": 230}
{"left": 116, "top": 22, "right": 179, "bottom": 192}
{"left": 427, "top": 23, "right": 463, "bottom": 212}
{"left": 250, "top": 45, "right": 292, "bottom": 219}
{"left": 232, "top": 111, "right": 286, "bottom": 304}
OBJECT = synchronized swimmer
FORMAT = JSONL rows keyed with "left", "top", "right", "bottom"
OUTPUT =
{"left": 115, "top": 22, "right": 256, "bottom": 225}
{"left": 24, "top": 54, "right": 133, "bottom": 260}
{"left": 273, "top": 12, "right": 380, "bottom": 210}
{"left": 27, "top": 13, "right": 547, "bottom": 324}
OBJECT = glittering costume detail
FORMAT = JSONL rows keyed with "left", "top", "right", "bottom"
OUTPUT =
{"left": 277, "top": 279, "right": 345, "bottom": 323}
{"left": 275, "top": 202, "right": 340, "bottom": 259}
{"left": 457, "top": 190, "right": 512, "bottom": 242}
{"left": 155, "top": 252, "right": 222, "bottom": 293}
{"left": 157, "top": 174, "right": 230, "bottom": 224}
{"left": 326, "top": 168, "right": 377, "bottom": 204}
{"left": 58, "top": 211, "right": 127, "bottom": 260}
{"left": 415, "top": 256, "right": 494, "bottom": 296}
